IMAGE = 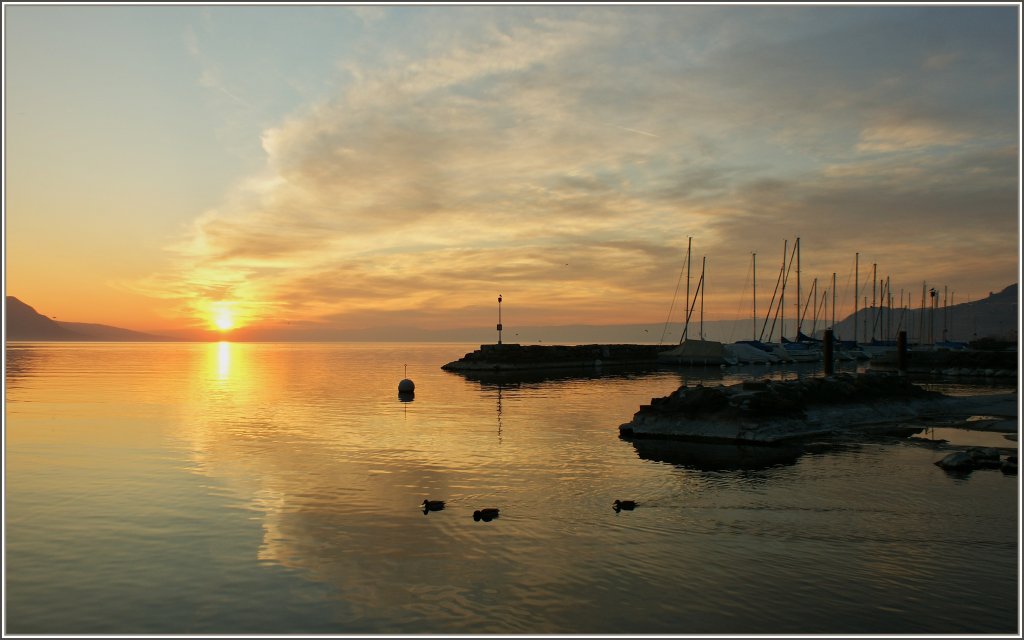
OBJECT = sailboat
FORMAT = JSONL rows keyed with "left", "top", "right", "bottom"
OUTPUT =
{"left": 740, "top": 239, "right": 796, "bottom": 363}
{"left": 658, "top": 241, "right": 732, "bottom": 366}
{"left": 778, "top": 237, "right": 821, "bottom": 363}
{"left": 726, "top": 252, "right": 782, "bottom": 364}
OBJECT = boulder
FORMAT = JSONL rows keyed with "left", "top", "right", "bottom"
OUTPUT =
{"left": 967, "top": 447, "right": 1004, "bottom": 468}
{"left": 935, "top": 448, "right": 1013, "bottom": 472}
{"left": 935, "top": 451, "right": 976, "bottom": 471}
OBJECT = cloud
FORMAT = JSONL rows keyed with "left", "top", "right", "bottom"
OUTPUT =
{"left": 855, "top": 118, "right": 970, "bottom": 153}
{"left": 923, "top": 52, "right": 959, "bottom": 70}
{"left": 146, "top": 7, "right": 1019, "bottom": 334}
{"left": 347, "top": 5, "right": 387, "bottom": 26}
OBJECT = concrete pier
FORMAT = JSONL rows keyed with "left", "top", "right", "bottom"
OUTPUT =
{"left": 442, "top": 343, "right": 665, "bottom": 372}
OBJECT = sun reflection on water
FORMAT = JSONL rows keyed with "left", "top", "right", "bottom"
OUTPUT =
{"left": 216, "top": 341, "right": 231, "bottom": 380}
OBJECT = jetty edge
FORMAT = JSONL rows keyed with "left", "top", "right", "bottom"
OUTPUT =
{"left": 441, "top": 343, "right": 664, "bottom": 372}
{"left": 618, "top": 373, "right": 1018, "bottom": 444}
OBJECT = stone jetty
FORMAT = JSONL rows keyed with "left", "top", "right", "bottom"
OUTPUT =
{"left": 441, "top": 343, "right": 664, "bottom": 372}
{"left": 619, "top": 373, "right": 1018, "bottom": 444}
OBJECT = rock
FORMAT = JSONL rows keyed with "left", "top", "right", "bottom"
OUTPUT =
{"left": 1001, "top": 461, "right": 1018, "bottom": 475}
{"left": 935, "top": 448, "right": 1011, "bottom": 472}
{"left": 935, "top": 451, "right": 976, "bottom": 470}
{"left": 967, "top": 447, "right": 1003, "bottom": 468}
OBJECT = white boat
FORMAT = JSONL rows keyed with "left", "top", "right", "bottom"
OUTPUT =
{"left": 658, "top": 240, "right": 734, "bottom": 366}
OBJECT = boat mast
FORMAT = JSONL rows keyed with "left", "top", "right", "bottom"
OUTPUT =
{"left": 871, "top": 263, "right": 877, "bottom": 342}
{"left": 887, "top": 276, "right": 892, "bottom": 341}
{"left": 810, "top": 278, "right": 818, "bottom": 338}
{"left": 683, "top": 237, "right": 692, "bottom": 342}
{"left": 679, "top": 257, "right": 705, "bottom": 345}
{"left": 854, "top": 253, "right": 859, "bottom": 345}
{"left": 752, "top": 252, "right": 757, "bottom": 341}
{"left": 943, "top": 285, "right": 948, "bottom": 342}
{"left": 795, "top": 236, "right": 801, "bottom": 341}
{"left": 831, "top": 272, "right": 836, "bottom": 331}
{"left": 950, "top": 291, "right": 955, "bottom": 341}
{"left": 700, "top": 257, "right": 706, "bottom": 340}
{"left": 780, "top": 239, "right": 787, "bottom": 343}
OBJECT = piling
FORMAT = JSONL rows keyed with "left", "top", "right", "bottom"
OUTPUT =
{"left": 823, "top": 329, "right": 834, "bottom": 375}
{"left": 897, "top": 330, "right": 908, "bottom": 374}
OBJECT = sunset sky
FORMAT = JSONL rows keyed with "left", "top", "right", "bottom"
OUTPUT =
{"left": 4, "top": 4, "right": 1020, "bottom": 340}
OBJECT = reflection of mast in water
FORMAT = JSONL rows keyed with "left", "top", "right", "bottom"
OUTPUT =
{"left": 496, "top": 384, "right": 503, "bottom": 444}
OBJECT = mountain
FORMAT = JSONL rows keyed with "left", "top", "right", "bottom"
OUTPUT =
{"left": 5, "top": 297, "right": 83, "bottom": 340}
{"left": 826, "top": 283, "right": 1018, "bottom": 343}
{"left": 5, "top": 297, "right": 177, "bottom": 342}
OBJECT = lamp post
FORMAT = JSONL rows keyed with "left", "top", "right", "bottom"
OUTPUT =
{"left": 497, "top": 294, "right": 503, "bottom": 345}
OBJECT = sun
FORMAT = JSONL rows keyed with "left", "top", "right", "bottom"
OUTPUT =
{"left": 212, "top": 306, "right": 235, "bottom": 332}
{"left": 215, "top": 313, "right": 234, "bottom": 332}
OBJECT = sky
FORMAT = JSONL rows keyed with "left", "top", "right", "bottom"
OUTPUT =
{"left": 4, "top": 4, "right": 1021, "bottom": 341}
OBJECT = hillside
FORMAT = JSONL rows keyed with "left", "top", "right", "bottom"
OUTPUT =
{"left": 5, "top": 297, "right": 176, "bottom": 342}
{"left": 5, "top": 297, "right": 84, "bottom": 340}
{"left": 828, "top": 283, "right": 1018, "bottom": 343}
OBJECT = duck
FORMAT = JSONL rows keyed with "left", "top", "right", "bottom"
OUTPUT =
{"left": 613, "top": 500, "right": 636, "bottom": 512}
{"left": 422, "top": 499, "right": 445, "bottom": 511}
{"left": 473, "top": 508, "right": 500, "bottom": 521}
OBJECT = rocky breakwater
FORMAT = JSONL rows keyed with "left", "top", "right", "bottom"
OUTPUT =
{"left": 619, "top": 373, "right": 1014, "bottom": 444}
{"left": 441, "top": 343, "right": 665, "bottom": 372}
{"left": 935, "top": 448, "right": 1017, "bottom": 475}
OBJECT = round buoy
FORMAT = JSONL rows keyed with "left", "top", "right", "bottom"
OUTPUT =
{"left": 398, "top": 378, "right": 415, "bottom": 394}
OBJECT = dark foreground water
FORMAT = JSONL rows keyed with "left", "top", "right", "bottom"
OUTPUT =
{"left": 4, "top": 343, "right": 1019, "bottom": 634}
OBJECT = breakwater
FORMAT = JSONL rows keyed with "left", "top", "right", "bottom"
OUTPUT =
{"left": 441, "top": 343, "right": 664, "bottom": 372}
{"left": 619, "top": 373, "right": 1017, "bottom": 444}
{"left": 870, "top": 348, "right": 1017, "bottom": 377}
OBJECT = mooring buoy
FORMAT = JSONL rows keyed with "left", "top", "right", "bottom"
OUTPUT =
{"left": 398, "top": 364, "right": 415, "bottom": 399}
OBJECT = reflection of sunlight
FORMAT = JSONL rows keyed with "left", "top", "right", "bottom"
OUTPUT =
{"left": 217, "top": 341, "right": 231, "bottom": 380}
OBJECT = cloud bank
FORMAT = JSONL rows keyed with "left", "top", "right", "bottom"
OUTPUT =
{"left": 147, "top": 6, "right": 1019, "bottom": 336}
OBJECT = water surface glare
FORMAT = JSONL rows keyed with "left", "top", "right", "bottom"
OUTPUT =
{"left": 4, "top": 342, "right": 1018, "bottom": 634}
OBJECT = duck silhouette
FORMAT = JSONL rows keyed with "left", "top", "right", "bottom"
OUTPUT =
{"left": 613, "top": 500, "right": 636, "bottom": 512}
{"left": 473, "top": 508, "right": 500, "bottom": 521}
{"left": 422, "top": 500, "right": 445, "bottom": 513}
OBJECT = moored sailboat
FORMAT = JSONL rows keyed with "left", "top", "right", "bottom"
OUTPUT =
{"left": 658, "top": 242, "right": 731, "bottom": 366}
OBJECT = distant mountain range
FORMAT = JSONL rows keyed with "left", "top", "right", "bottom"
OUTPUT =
{"left": 5, "top": 284, "right": 1017, "bottom": 343}
{"left": 5, "top": 297, "right": 178, "bottom": 342}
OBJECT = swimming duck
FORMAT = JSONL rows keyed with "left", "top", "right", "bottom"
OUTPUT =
{"left": 422, "top": 500, "right": 445, "bottom": 511}
{"left": 473, "top": 508, "right": 500, "bottom": 521}
{"left": 613, "top": 500, "right": 636, "bottom": 512}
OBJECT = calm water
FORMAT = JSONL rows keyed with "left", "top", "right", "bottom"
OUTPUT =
{"left": 4, "top": 342, "right": 1019, "bottom": 634}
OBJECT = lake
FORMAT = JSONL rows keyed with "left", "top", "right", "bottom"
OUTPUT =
{"left": 4, "top": 342, "right": 1019, "bottom": 634}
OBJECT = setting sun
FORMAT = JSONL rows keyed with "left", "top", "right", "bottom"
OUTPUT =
{"left": 211, "top": 302, "right": 235, "bottom": 332}
{"left": 215, "top": 313, "right": 234, "bottom": 332}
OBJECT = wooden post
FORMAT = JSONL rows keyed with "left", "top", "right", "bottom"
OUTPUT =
{"left": 897, "top": 330, "right": 908, "bottom": 374}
